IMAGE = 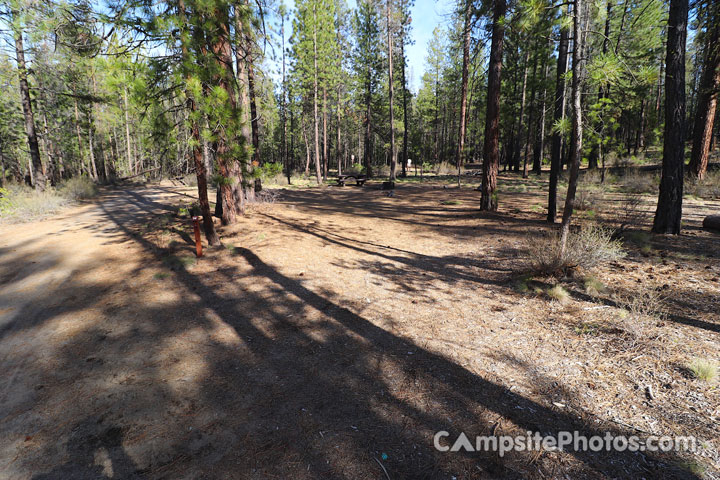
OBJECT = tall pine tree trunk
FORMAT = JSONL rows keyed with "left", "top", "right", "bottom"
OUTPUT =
{"left": 513, "top": 49, "right": 530, "bottom": 172}
{"left": 523, "top": 50, "right": 538, "bottom": 178}
{"left": 365, "top": 67, "right": 373, "bottom": 177}
{"left": 87, "top": 111, "right": 99, "bottom": 181}
{"left": 336, "top": 92, "right": 342, "bottom": 176}
{"left": 313, "top": 5, "right": 322, "bottom": 185}
{"left": 248, "top": 60, "right": 260, "bottom": 164}
{"left": 532, "top": 37, "right": 551, "bottom": 175}
{"left": 178, "top": 0, "right": 220, "bottom": 244}
{"left": 387, "top": 0, "right": 396, "bottom": 186}
{"left": 73, "top": 98, "right": 88, "bottom": 176}
{"left": 12, "top": 16, "right": 46, "bottom": 191}
{"left": 480, "top": 0, "right": 506, "bottom": 211}
{"left": 588, "top": 0, "right": 612, "bottom": 169}
{"left": 281, "top": 10, "right": 288, "bottom": 181}
{"left": 400, "top": 37, "right": 409, "bottom": 177}
{"left": 210, "top": 4, "right": 244, "bottom": 224}
{"left": 123, "top": 87, "right": 134, "bottom": 175}
{"left": 547, "top": 10, "right": 569, "bottom": 223}
{"left": 456, "top": 0, "right": 471, "bottom": 187}
{"left": 652, "top": 0, "right": 688, "bottom": 234}
{"left": 323, "top": 88, "right": 328, "bottom": 179}
{"left": 689, "top": 3, "right": 720, "bottom": 179}
{"left": 560, "top": 0, "right": 590, "bottom": 252}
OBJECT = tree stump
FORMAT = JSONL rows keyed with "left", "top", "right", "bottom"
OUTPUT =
{"left": 703, "top": 215, "right": 720, "bottom": 232}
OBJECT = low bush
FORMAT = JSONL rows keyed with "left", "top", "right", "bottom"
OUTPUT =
{"left": 256, "top": 162, "right": 283, "bottom": 179}
{"left": 620, "top": 171, "right": 658, "bottom": 194}
{"left": 58, "top": 176, "right": 98, "bottom": 200}
{"left": 619, "top": 285, "right": 666, "bottom": 321}
{"left": 375, "top": 164, "right": 391, "bottom": 177}
{"left": 435, "top": 161, "right": 455, "bottom": 175}
{"left": 574, "top": 188, "right": 600, "bottom": 211}
{"left": 346, "top": 163, "right": 365, "bottom": 175}
{"left": 523, "top": 224, "right": 624, "bottom": 276}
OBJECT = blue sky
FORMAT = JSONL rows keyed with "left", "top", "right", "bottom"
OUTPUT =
{"left": 270, "top": 0, "right": 455, "bottom": 92}
{"left": 400, "top": 0, "right": 455, "bottom": 91}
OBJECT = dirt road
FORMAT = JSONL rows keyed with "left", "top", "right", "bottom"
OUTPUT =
{"left": 0, "top": 184, "right": 707, "bottom": 479}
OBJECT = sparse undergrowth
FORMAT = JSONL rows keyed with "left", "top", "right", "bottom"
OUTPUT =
{"left": 523, "top": 224, "right": 625, "bottom": 276}
{"left": 685, "top": 170, "right": 720, "bottom": 200}
{"left": 0, "top": 177, "right": 98, "bottom": 223}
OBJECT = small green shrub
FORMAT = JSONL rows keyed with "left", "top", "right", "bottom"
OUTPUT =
{"left": 513, "top": 274, "right": 532, "bottom": 293}
{"left": 688, "top": 359, "right": 717, "bottom": 382}
{"left": 346, "top": 163, "right": 366, "bottom": 175}
{"left": 583, "top": 276, "right": 605, "bottom": 296}
{"left": 257, "top": 162, "right": 283, "bottom": 179}
{"left": 575, "top": 322, "right": 599, "bottom": 336}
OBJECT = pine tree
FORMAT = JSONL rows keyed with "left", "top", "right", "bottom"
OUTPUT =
{"left": 352, "top": 0, "right": 383, "bottom": 177}
{"left": 480, "top": 0, "right": 506, "bottom": 211}
{"left": 689, "top": 0, "right": 720, "bottom": 179}
{"left": 653, "top": 0, "right": 688, "bottom": 234}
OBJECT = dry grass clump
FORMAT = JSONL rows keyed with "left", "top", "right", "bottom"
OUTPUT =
{"left": 687, "top": 359, "right": 717, "bottom": 382}
{"left": 523, "top": 224, "right": 625, "bottom": 276}
{"left": 1, "top": 184, "right": 69, "bottom": 223}
{"left": 614, "top": 285, "right": 667, "bottom": 338}
{"left": 574, "top": 188, "right": 600, "bottom": 211}
{"left": 685, "top": 170, "right": 720, "bottom": 200}
{"left": 620, "top": 171, "right": 658, "bottom": 194}
{"left": 58, "top": 176, "right": 98, "bottom": 200}
{"left": 1, "top": 177, "right": 98, "bottom": 223}
{"left": 435, "top": 161, "right": 456, "bottom": 175}
{"left": 546, "top": 284, "right": 570, "bottom": 303}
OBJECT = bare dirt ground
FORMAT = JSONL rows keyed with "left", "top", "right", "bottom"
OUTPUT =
{"left": 1, "top": 175, "right": 718, "bottom": 479}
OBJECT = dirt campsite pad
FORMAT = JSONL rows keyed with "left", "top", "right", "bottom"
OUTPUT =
{"left": 1, "top": 177, "right": 719, "bottom": 479}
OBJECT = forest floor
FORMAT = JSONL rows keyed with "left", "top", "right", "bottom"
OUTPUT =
{"left": 0, "top": 174, "right": 719, "bottom": 479}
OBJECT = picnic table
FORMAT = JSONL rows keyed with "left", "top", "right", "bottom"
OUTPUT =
{"left": 336, "top": 174, "right": 368, "bottom": 186}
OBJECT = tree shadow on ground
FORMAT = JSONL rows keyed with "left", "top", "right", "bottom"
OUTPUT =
{"left": 0, "top": 186, "right": 702, "bottom": 479}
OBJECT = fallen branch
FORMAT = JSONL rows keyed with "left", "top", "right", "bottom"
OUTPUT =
{"left": 117, "top": 166, "right": 161, "bottom": 181}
